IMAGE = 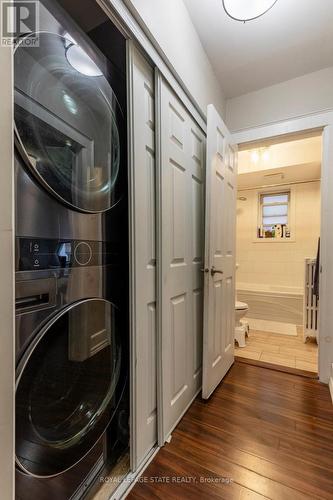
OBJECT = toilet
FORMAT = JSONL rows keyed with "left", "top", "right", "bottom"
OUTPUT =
{"left": 235, "top": 301, "right": 249, "bottom": 347}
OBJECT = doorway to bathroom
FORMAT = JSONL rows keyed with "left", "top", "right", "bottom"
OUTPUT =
{"left": 234, "top": 131, "right": 321, "bottom": 376}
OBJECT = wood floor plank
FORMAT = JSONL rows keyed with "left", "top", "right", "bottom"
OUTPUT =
{"left": 128, "top": 362, "right": 333, "bottom": 500}
{"left": 165, "top": 430, "right": 324, "bottom": 499}
{"left": 176, "top": 417, "right": 333, "bottom": 494}
{"left": 187, "top": 402, "right": 333, "bottom": 471}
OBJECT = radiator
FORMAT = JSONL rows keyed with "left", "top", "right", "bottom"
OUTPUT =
{"left": 304, "top": 259, "right": 319, "bottom": 342}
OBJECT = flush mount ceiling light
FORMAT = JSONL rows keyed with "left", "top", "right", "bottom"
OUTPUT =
{"left": 222, "top": 0, "right": 278, "bottom": 22}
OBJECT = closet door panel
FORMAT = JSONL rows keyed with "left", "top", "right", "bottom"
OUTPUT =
{"left": 160, "top": 84, "right": 191, "bottom": 437}
{"left": 159, "top": 78, "right": 205, "bottom": 440}
{"left": 129, "top": 44, "right": 157, "bottom": 468}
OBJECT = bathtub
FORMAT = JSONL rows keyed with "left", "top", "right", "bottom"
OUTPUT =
{"left": 237, "top": 283, "right": 304, "bottom": 325}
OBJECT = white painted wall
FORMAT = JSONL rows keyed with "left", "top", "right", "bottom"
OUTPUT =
{"left": 0, "top": 46, "right": 14, "bottom": 500}
{"left": 226, "top": 67, "right": 333, "bottom": 132}
{"left": 124, "top": 0, "right": 226, "bottom": 119}
{"left": 236, "top": 182, "right": 321, "bottom": 291}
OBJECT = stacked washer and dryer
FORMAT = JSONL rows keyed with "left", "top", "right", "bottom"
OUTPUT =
{"left": 14, "top": 1, "right": 129, "bottom": 498}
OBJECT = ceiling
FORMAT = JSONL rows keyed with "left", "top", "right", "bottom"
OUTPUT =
{"left": 183, "top": 0, "right": 333, "bottom": 98}
{"left": 238, "top": 135, "right": 321, "bottom": 190}
{"left": 238, "top": 162, "right": 321, "bottom": 190}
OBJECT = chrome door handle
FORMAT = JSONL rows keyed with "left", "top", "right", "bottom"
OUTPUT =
{"left": 211, "top": 266, "right": 223, "bottom": 276}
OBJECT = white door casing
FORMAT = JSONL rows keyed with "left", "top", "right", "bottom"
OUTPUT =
{"left": 202, "top": 104, "right": 238, "bottom": 399}
{"left": 158, "top": 76, "right": 205, "bottom": 441}
{"left": 128, "top": 43, "right": 157, "bottom": 468}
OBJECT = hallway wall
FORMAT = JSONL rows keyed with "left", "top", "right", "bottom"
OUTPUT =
{"left": 124, "top": 0, "right": 226, "bottom": 119}
{"left": 226, "top": 67, "right": 333, "bottom": 131}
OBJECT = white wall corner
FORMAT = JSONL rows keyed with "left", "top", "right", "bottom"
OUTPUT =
{"left": 329, "top": 364, "right": 333, "bottom": 403}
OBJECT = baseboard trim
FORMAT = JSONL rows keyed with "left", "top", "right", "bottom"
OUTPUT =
{"left": 235, "top": 356, "right": 318, "bottom": 379}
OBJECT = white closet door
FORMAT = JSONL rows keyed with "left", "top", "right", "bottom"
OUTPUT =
{"left": 128, "top": 43, "right": 157, "bottom": 468}
{"left": 158, "top": 77, "right": 205, "bottom": 441}
{"left": 202, "top": 104, "right": 238, "bottom": 399}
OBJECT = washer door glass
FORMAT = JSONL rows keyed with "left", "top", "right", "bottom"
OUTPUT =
{"left": 14, "top": 32, "right": 123, "bottom": 213}
{"left": 16, "top": 299, "right": 123, "bottom": 477}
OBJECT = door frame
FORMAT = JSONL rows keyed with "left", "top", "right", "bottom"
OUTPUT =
{"left": 154, "top": 69, "right": 164, "bottom": 447}
{"left": 232, "top": 110, "right": 333, "bottom": 384}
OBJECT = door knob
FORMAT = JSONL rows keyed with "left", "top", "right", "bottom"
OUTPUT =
{"left": 211, "top": 266, "right": 223, "bottom": 276}
{"left": 200, "top": 268, "right": 209, "bottom": 273}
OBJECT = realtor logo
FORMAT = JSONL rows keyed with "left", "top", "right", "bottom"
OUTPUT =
{"left": 1, "top": 1, "right": 39, "bottom": 46}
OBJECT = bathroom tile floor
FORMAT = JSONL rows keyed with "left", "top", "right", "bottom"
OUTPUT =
{"left": 235, "top": 326, "right": 318, "bottom": 374}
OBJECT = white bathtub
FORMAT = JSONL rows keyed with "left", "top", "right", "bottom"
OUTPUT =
{"left": 237, "top": 283, "right": 304, "bottom": 325}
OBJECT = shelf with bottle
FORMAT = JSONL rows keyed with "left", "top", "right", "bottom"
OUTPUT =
{"left": 258, "top": 223, "right": 291, "bottom": 239}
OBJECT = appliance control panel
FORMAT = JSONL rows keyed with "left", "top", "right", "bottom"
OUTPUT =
{"left": 16, "top": 238, "right": 114, "bottom": 271}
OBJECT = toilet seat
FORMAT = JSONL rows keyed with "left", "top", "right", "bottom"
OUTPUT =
{"left": 235, "top": 301, "right": 248, "bottom": 310}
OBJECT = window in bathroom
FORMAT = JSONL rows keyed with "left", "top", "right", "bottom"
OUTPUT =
{"left": 258, "top": 191, "right": 291, "bottom": 239}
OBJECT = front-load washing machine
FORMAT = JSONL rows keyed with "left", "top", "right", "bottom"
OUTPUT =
{"left": 14, "top": 1, "right": 129, "bottom": 498}
{"left": 15, "top": 246, "right": 128, "bottom": 499}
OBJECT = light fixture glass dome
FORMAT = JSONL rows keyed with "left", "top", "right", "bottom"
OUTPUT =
{"left": 222, "top": 0, "right": 278, "bottom": 22}
{"left": 66, "top": 43, "right": 103, "bottom": 77}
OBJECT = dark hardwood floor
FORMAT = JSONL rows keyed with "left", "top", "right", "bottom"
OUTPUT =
{"left": 128, "top": 362, "right": 333, "bottom": 500}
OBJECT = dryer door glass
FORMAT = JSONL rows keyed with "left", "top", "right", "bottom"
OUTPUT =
{"left": 16, "top": 299, "right": 125, "bottom": 477}
{"left": 14, "top": 32, "right": 123, "bottom": 213}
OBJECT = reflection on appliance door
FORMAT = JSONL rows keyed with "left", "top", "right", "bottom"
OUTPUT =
{"left": 14, "top": 31, "right": 123, "bottom": 213}
{"left": 68, "top": 303, "right": 111, "bottom": 361}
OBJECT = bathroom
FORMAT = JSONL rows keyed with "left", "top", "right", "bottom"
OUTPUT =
{"left": 234, "top": 132, "right": 321, "bottom": 374}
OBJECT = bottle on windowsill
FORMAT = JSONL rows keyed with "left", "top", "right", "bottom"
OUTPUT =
{"left": 275, "top": 224, "right": 283, "bottom": 238}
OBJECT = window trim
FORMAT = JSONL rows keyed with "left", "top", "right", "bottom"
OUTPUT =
{"left": 259, "top": 191, "right": 290, "bottom": 236}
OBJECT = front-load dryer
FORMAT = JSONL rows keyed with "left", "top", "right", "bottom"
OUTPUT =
{"left": 14, "top": 0, "right": 129, "bottom": 498}
{"left": 14, "top": 0, "right": 127, "bottom": 243}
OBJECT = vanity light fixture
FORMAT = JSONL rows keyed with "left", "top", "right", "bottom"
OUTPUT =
{"left": 250, "top": 147, "right": 270, "bottom": 164}
{"left": 251, "top": 150, "right": 260, "bottom": 164}
{"left": 222, "top": 0, "right": 278, "bottom": 22}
